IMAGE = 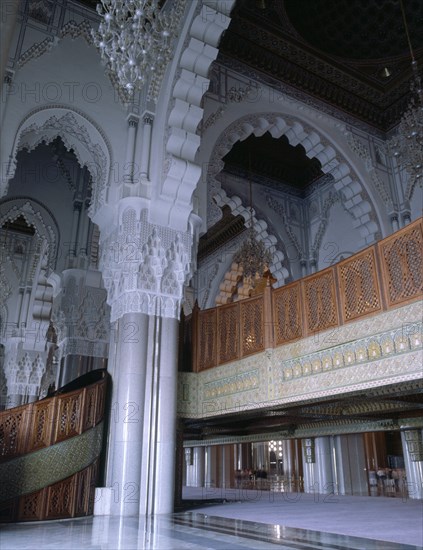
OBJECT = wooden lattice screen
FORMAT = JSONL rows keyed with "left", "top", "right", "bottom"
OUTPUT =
{"left": 189, "top": 219, "right": 423, "bottom": 371}
{"left": 379, "top": 220, "right": 423, "bottom": 308}
{"left": 302, "top": 268, "right": 339, "bottom": 335}
{"left": 240, "top": 297, "right": 264, "bottom": 357}
{"left": 217, "top": 303, "right": 239, "bottom": 364}
{"left": 197, "top": 309, "right": 217, "bottom": 371}
{"left": 272, "top": 281, "right": 303, "bottom": 345}
{"left": 337, "top": 248, "right": 382, "bottom": 323}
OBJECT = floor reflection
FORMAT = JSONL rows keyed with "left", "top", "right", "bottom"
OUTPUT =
{"left": 1, "top": 512, "right": 422, "bottom": 550}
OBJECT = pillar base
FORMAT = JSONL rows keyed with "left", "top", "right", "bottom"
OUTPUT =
{"left": 93, "top": 487, "right": 112, "bottom": 516}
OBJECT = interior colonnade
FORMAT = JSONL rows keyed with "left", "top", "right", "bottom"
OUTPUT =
{"left": 184, "top": 429, "right": 423, "bottom": 500}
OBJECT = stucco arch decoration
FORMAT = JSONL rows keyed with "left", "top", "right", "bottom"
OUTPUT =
{"left": 0, "top": 197, "right": 60, "bottom": 275}
{"left": 156, "top": 0, "right": 236, "bottom": 230}
{"left": 4, "top": 106, "right": 112, "bottom": 219}
{"left": 207, "top": 112, "right": 380, "bottom": 249}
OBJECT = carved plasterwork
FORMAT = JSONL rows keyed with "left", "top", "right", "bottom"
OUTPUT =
{"left": 17, "top": 37, "right": 55, "bottom": 69}
{"left": 59, "top": 19, "right": 94, "bottom": 44}
{"left": 266, "top": 195, "right": 304, "bottom": 260}
{"left": 4, "top": 350, "right": 48, "bottom": 401}
{"left": 346, "top": 132, "right": 394, "bottom": 209}
{"left": 100, "top": 209, "right": 193, "bottom": 321}
{"left": 155, "top": 0, "right": 235, "bottom": 230}
{"left": 183, "top": 415, "right": 423, "bottom": 447}
{"left": 207, "top": 113, "right": 379, "bottom": 248}
{"left": 213, "top": 187, "right": 289, "bottom": 289}
{"left": 0, "top": 198, "right": 59, "bottom": 275}
{"left": 5, "top": 107, "right": 111, "bottom": 218}
{"left": 52, "top": 273, "right": 110, "bottom": 359}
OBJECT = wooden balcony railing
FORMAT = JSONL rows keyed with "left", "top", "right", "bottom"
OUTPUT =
{"left": 182, "top": 218, "right": 423, "bottom": 372}
{"left": 0, "top": 369, "right": 108, "bottom": 522}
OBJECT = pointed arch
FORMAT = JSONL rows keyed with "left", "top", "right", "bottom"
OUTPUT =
{"left": 207, "top": 113, "right": 380, "bottom": 249}
{"left": 3, "top": 106, "right": 112, "bottom": 219}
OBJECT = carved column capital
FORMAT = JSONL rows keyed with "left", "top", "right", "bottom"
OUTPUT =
{"left": 99, "top": 207, "right": 194, "bottom": 321}
{"left": 127, "top": 114, "right": 139, "bottom": 127}
{"left": 143, "top": 113, "right": 154, "bottom": 125}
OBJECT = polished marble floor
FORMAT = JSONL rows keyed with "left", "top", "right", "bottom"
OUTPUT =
{"left": 1, "top": 489, "right": 422, "bottom": 550}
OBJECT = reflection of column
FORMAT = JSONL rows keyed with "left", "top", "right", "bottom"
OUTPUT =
{"left": 140, "top": 115, "right": 153, "bottom": 179}
{"left": 401, "top": 430, "right": 423, "bottom": 499}
{"left": 300, "top": 260, "right": 307, "bottom": 278}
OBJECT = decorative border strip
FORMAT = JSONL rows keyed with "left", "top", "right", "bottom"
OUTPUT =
{"left": 183, "top": 416, "right": 423, "bottom": 447}
{"left": 0, "top": 422, "right": 103, "bottom": 501}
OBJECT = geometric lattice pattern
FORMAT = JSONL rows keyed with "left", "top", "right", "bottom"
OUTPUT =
{"left": 190, "top": 220, "right": 423, "bottom": 370}
{"left": 11, "top": 461, "right": 98, "bottom": 522}
{"left": 241, "top": 298, "right": 264, "bottom": 356}
{"left": 55, "top": 393, "right": 83, "bottom": 443}
{"left": 217, "top": 303, "right": 239, "bottom": 364}
{"left": 0, "top": 422, "right": 103, "bottom": 501}
{"left": 338, "top": 248, "right": 382, "bottom": 322}
{"left": 273, "top": 282, "right": 303, "bottom": 345}
{"left": 197, "top": 309, "right": 217, "bottom": 371}
{"left": 379, "top": 221, "right": 423, "bottom": 307}
{"left": 0, "top": 407, "right": 25, "bottom": 459}
{"left": 26, "top": 400, "right": 55, "bottom": 453}
{"left": 303, "top": 268, "right": 338, "bottom": 334}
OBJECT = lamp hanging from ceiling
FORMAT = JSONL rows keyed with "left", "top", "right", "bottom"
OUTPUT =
{"left": 234, "top": 157, "right": 272, "bottom": 286}
{"left": 387, "top": 0, "right": 423, "bottom": 187}
{"left": 92, "top": 0, "right": 180, "bottom": 92}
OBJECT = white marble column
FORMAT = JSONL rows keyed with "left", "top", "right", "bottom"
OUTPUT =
{"left": 140, "top": 115, "right": 153, "bottom": 179}
{"left": 302, "top": 437, "right": 335, "bottom": 495}
{"left": 333, "top": 434, "right": 368, "bottom": 495}
{"left": 124, "top": 115, "right": 139, "bottom": 184}
{"left": 152, "top": 316, "right": 179, "bottom": 514}
{"left": 186, "top": 447, "right": 205, "bottom": 488}
{"left": 95, "top": 202, "right": 195, "bottom": 516}
{"left": 107, "top": 312, "right": 149, "bottom": 516}
{"left": 205, "top": 446, "right": 214, "bottom": 488}
{"left": 401, "top": 429, "right": 423, "bottom": 499}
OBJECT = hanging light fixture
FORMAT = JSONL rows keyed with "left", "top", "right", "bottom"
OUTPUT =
{"left": 92, "top": 0, "right": 180, "bottom": 92}
{"left": 387, "top": 0, "right": 423, "bottom": 186}
{"left": 234, "top": 155, "right": 272, "bottom": 286}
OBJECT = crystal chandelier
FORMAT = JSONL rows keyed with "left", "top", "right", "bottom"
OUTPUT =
{"left": 92, "top": 0, "right": 179, "bottom": 92}
{"left": 234, "top": 161, "right": 272, "bottom": 286}
{"left": 387, "top": 0, "right": 423, "bottom": 186}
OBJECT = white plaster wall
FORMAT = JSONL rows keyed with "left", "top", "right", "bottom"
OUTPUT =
{"left": 2, "top": 29, "right": 127, "bottom": 216}
{"left": 316, "top": 201, "right": 362, "bottom": 271}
